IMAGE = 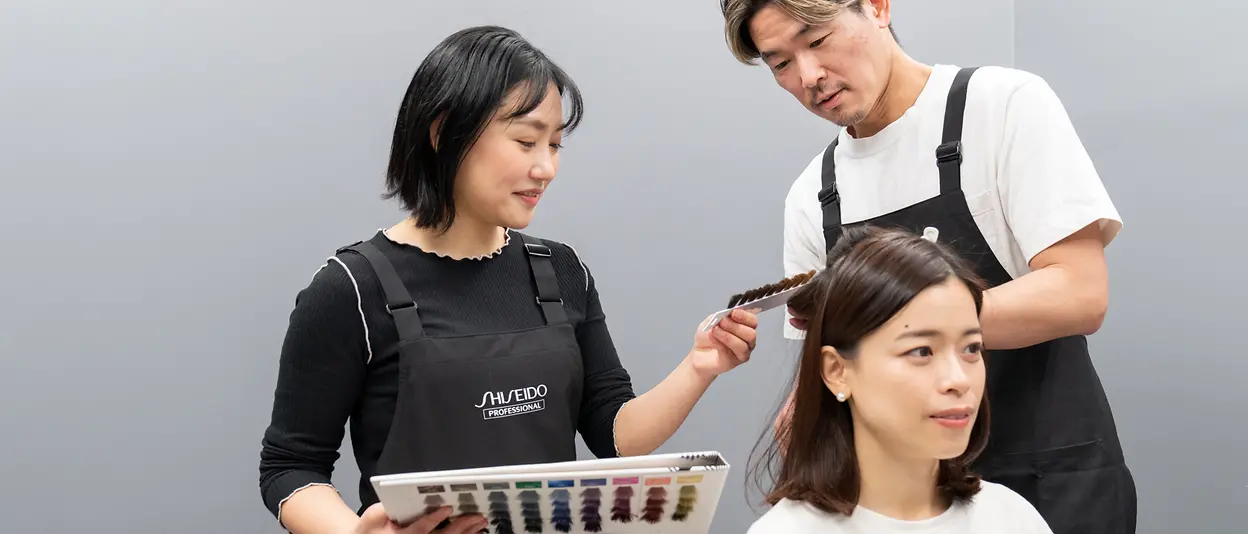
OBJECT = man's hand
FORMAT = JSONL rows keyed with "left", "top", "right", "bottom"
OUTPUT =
{"left": 787, "top": 305, "right": 808, "bottom": 331}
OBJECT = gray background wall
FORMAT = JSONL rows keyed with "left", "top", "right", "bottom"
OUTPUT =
{"left": 1013, "top": 0, "right": 1248, "bottom": 529}
{"left": 0, "top": 1, "right": 1240, "bottom": 532}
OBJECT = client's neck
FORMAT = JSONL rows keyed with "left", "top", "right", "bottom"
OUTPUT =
{"left": 388, "top": 215, "right": 507, "bottom": 260}
{"left": 853, "top": 429, "right": 947, "bottom": 520}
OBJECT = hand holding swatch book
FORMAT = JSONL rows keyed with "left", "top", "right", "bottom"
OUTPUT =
{"left": 366, "top": 270, "right": 827, "bottom": 533}
{"left": 371, "top": 451, "right": 731, "bottom": 533}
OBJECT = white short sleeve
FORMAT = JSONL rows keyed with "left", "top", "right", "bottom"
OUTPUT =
{"left": 986, "top": 483, "right": 1056, "bottom": 533}
{"left": 781, "top": 155, "right": 827, "bottom": 340}
{"left": 996, "top": 77, "right": 1123, "bottom": 263}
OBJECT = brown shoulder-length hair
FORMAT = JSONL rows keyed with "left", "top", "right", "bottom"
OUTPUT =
{"left": 748, "top": 224, "right": 991, "bottom": 516}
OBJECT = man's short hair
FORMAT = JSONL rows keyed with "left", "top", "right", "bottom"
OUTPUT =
{"left": 721, "top": 0, "right": 897, "bottom": 64}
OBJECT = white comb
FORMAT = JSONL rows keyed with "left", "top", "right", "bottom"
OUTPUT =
{"left": 700, "top": 270, "right": 817, "bottom": 332}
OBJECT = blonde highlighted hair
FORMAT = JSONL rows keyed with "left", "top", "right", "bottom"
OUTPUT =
{"left": 720, "top": 0, "right": 895, "bottom": 64}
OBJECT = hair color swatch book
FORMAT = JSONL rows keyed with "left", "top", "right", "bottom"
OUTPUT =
{"left": 370, "top": 451, "right": 730, "bottom": 534}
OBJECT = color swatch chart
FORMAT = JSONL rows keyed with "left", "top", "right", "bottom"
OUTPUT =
{"left": 371, "top": 451, "right": 730, "bottom": 534}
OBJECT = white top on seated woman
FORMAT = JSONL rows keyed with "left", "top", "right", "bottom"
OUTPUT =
{"left": 746, "top": 225, "right": 1053, "bottom": 534}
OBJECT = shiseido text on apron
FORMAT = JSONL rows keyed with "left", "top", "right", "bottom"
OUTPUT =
{"left": 474, "top": 384, "right": 548, "bottom": 420}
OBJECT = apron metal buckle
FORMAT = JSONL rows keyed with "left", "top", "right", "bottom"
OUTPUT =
{"left": 524, "top": 243, "right": 552, "bottom": 257}
{"left": 935, "top": 141, "right": 962, "bottom": 164}
{"left": 817, "top": 184, "right": 839, "bottom": 206}
{"left": 385, "top": 302, "right": 417, "bottom": 315}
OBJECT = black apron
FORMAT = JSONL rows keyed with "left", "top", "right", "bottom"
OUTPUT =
{"left": 817, "top": 67, "right": 1138, "bottom": 533}
{"left": 339, "top": 233, "right": 585, "bottom": 514}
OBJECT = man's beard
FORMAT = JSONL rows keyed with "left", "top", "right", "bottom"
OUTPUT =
{"left": 823, "top": 107, "right": 867, "bottom": 128}
{"left": 810, "top": 86, "right": 866, "bottom": 127}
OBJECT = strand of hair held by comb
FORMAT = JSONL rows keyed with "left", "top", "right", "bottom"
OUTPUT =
{"left": 726, "top": 269, "right": 817, "bottom": 308}
{"left": 703, "top": 269, "right": 818, "bottom": 333}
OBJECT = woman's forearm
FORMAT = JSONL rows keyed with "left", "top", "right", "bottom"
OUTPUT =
{"left": 612, "top": 354, "right": 715, "bottom": 456}
{"left": 277, "top": 485, "right": 360, "bottom": 534}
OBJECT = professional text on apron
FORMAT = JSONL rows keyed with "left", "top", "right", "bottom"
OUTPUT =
{"left": 339, "top": 233, "right": 585, "bottom": 512}
{"left": 817, "top": 67, "right": 1138, "bottom": 534}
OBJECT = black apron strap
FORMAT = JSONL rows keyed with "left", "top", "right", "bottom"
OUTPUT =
{"left": 518, "top": 233, "right": 568, "bottom": 325}
{"left": 339, "top": 241, "right": 425, "bottom": 341}
{"left": 936, "top": 66, "right": 978, "bottom": 195}
{"left": 817, "top": 137, "right": 843, "bottom": 251}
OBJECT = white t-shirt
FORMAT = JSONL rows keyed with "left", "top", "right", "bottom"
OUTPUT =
{"left": 782, "top": 64, "right": 1123, "bottom": 339}
{"left": 747, "top": 481, "right": 1053, "bottom": 534}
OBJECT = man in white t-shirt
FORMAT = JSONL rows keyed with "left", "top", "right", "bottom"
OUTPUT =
{"left": 719, "top": 1, "right": 1137, "bottom": 533}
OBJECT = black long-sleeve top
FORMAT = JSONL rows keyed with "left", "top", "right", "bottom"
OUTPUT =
{"left": 257, "top": 229, "right": 637, "bottom": 521}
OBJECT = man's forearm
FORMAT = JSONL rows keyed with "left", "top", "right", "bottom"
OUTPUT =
{"left": 979, "top": 263, "right": 1107, "bottom": 350}
{"left": 612, "top": 355, "right": 715, "bottom": 457}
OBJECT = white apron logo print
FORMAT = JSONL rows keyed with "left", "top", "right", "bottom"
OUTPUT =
{"left": 474, "top": 384, "right": 548, "bottom": 420}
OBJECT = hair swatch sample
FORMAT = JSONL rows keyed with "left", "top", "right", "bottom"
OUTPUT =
{"left": 457, "top": 492, "right": 480, "bottom": 515}
{"left": 579, "top": 487, "right": 603, "bottom": 532}
{"left": 641, "top": 486, "right": 668, "bottom": 524}
{"left": 610, "top": 486, "right": 634, "bottom": 523}
{"left": 727, "top": 269, "right": 817, "bottom": 308}
{"left": 519, "top": 490, "right": 542, "bottom": 533}
{"left": 488, "top": 491, "right": 515, "bottom": 534}
{"left": 549, "top": 489, "right": 572, "bottom": 533}
{"left": 672, "top": 485, "right": 698, "bottom": 521}
{"left": 420, "top": 495, "right": 454, "bottom": 531}
{"left": 422, "top": 494, "right": 446, "bottom": 515}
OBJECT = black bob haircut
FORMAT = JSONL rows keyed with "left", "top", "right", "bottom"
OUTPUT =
{"left": 383, "top": 25, "right": 585, "bottom": 232}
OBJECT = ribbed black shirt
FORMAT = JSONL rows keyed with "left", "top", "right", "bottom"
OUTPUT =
{"left": 257, "top": 229, "right": 637, "bottom": 520}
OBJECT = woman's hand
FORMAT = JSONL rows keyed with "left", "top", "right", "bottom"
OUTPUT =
{"left": 690, "top": 308, "right": 760, "bottom": 380}
{"left": 353, "top": 504, "right": 486, "bottom": 534}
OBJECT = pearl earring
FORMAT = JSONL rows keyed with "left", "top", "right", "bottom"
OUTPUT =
{"left": 836, "top": 392, "right": 846, "bottom": 402}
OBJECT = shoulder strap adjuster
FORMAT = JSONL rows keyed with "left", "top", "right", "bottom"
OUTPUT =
{"left": 335, "top": 240, "right": 363, "bottom": 254}
{"left": 385, "top": 301, "right": 416, "bottom": 315}
{"left": 935, "top": 141, "right": 962, "bottom": 164}
{"left": 524, "top": 242, "right": 552, "bottom": 257}
{"left": 817, "top": 184, "right": 840, "bottom": 207}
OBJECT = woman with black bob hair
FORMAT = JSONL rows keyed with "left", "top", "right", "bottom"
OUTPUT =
{"left": 746, "top": 225, "right": 1052, "bottom": 533}
{"left": 259, "top": 26, "right": 760, "bottom": 534}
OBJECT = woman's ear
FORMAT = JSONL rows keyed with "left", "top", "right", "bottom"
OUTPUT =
{"left": 820, "top": 346, "right": 851, "bottom": 401}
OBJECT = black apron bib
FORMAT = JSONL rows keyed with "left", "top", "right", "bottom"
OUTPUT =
{"left": 818, "top": 67, "right": 1137, "bottom": 533}
{"left": 340, "top": 233, "right": 584, "bottom": 513}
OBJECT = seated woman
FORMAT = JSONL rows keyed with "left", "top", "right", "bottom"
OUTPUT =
{"left": 257, "top": 25, "right": 760, "bottom": 534}
{"left": 747, "top": 225, "right": 1052, "bottom": 533}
